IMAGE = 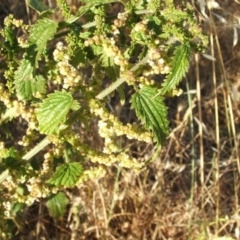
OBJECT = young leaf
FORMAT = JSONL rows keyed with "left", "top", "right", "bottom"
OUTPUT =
{"left": 48, "top": 162, "right": 83, "bottom": 188}
{"left": 37, "top": 91, "right": 80, "bottom": 134}
{"left": 46, "top": 192, "right": 69, "bottom": 219}
{"left": 29, "top": 18, "right": 58, "bottom": 61}
{"left": 131, "top": 86, "right": 169, "bottom": 144}
{"left": 160, "top": 44, "right": 191, "bottom": 94}
{"left": 14, "top": 59, "right": 46, "bottom": 100}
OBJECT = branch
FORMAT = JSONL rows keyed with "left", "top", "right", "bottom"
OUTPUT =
{"left": 0, "top": 56, "right": 149, "bottom": 183}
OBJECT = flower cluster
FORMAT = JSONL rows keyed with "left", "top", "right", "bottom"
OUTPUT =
{"left": 89, "top": 150, "right": 143, "bottom": 169}
{"left": 84, "top": 35, "right": 129, "bottom": 73}
{"left": 25, "top": 176, "right": 57, "bottom": 205}
{"left": 3, "top": 14, "right": 24, "bottom": 28}
{"left": 111, "top": 12, "right": 129, "bottom": 35}
{"left": 77, "top": 166, "right": 107, "bottom": 185}
{"left": 0, "top": 0, "right": 208, "bottom": 231}
{"left": 145, "top": 47, "right": 170, "bottom": 75}
{"left": 0, "top": 83, "right": 39, "bottom": 148}
{"left": 65, "top": 130, "right": 144, "bottom": 170}
{"left": 58, "top": 99, "right": 148, "bottom": 169}
{"left": 90, "top": 99, "right": 152, "bottom": 142}
{"left": 53, "top": 42, "right": 81, "bottom": 89}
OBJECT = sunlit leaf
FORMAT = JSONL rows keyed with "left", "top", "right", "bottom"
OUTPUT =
{"left": 48, "top": 162, "right": 83, "bottom": 187}
{"left": 29, "top": 18, "right": 58, "bottom": 61}
{"left": 37, "top": 91, "right": 80, "bottom": 134}
{"left": 131, "top": 86, "right": 169, "bottom": 144}
{"left": 14, "top": 59, "right": 46, "bottom": 100}
{"left": 161, "top": 44, "right": 191, "bottom": 94}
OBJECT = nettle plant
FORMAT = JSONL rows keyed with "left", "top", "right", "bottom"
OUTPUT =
{"left": 0, "top": 0, "right": 207, "bottom": 233}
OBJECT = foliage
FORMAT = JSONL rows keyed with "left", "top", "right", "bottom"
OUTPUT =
{"left": 37, "top": 91, "right": 80, "bottom": 134}
{"left": 131, "top": 86, "right": 169, "bottom": 144}
{"left": 48, "top": 162, "right": 83, "bottom": 187}
{"left": 46, "top": 192, "right": 69, "bottom": 219}
{"left": 0, "top": 0, "right": 207, "bottom": 237}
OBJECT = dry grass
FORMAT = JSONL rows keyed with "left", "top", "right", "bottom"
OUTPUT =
{"left": 2, "top": 0, "right": 240, "bottom": 239}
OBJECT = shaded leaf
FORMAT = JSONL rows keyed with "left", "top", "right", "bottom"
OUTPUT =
{"left": 131, "top": 86, "right": 169, "bottom": 144}
{"left": 66, "top": 0, "right": 122, "bottom": 24}
{"left": 37, "top": 91, "right": 80, "bottom": 134}
{"left": 11, "top": 202, "right": 25, "bottom": 214}
{"left": 46, "top": 192, "right": 69, "bottom": 219}
{"left": 28, "top": 0, "right": 50, "bottom": 13}
{"left": 48, "top": 162, "right": 83, "bottom": 188}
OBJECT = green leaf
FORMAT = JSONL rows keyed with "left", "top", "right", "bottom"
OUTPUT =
{"left": 162, "top": 6, "right": 190, "bottom": 23}
{"left": 37, "top": 91, "right": 80, "bottom": 134}
{"left": 28, "top": 0, "right": 50, "bottom": 13}
{"left": 11, "top": 202, "right": 25, "bottom": 214}
{"left": 71, "top": 47, "right": 87, "bottom": 67}
{"left": 14, "top": 60, "right": 46, "bottom": 100}
{"left": 161, "top": 44, "right": 191, "bottom": 94}
{"left": 46, "top": 192, "right": 69, "bottom": 219}
{"left": 48, "top": 162, "right": 83, "bottom": 188}
{"left": 4, "top": 27, "right": 18, "bottom": 47}
{"left": 66, "top": 0, "right": 122, "bottom": 24}
{"left": 0, "top": 107, "right": 18, "bottom": 123}
{"left": 29, "top": 18, "right": 58, "bottom": 61}
{"left": 0, "top": 170, "right": 9, "bottom": 184}
{"left": 131, "top": 86, "right": 169, "bottom": 144}
{"left": 70, "top": 100, "right": 81, "bottom": 111}
{"left": 15, "top": 76, "right": 46, "bottom": 100}
{"left": 14, "top": 59, "right": 34, "bottom": 82}
{"left": 35, "top": 75, "right": 47, "bottom": 95}
{"left": 28, "top": 0, "right": 56, "bottom": 17}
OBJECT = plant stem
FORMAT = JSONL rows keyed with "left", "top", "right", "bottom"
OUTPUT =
{"left": 0, "top": 137, "right": 51, "bottom": 184}
{"left": 96, "top": 56, "right": 149, "bottom": 99}
{"left": 22, "top": 137, "right": 51, "bottom": 161}
{"left": 0, "top": 53, "right": 149, "bottom": 184}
